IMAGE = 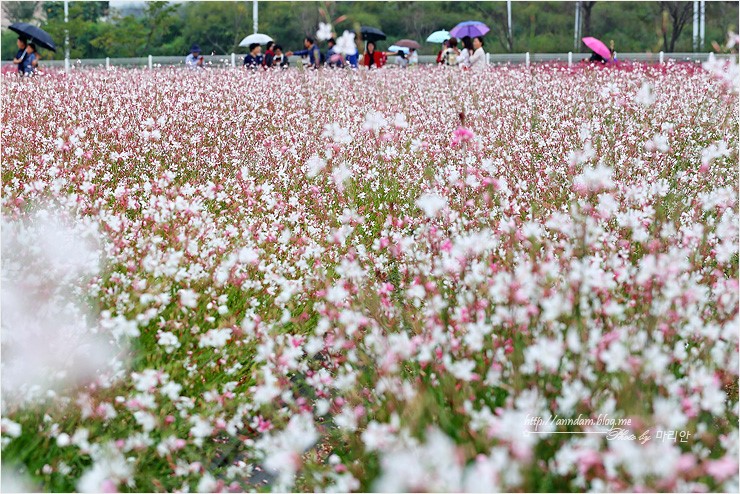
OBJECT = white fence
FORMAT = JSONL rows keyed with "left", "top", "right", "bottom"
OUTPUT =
{"left": 2, "top": 52, "right": 736, "bottom": 71}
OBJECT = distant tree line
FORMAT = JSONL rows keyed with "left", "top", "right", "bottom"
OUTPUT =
{"left": 2, "top": 1, "right": 738, "bottom": 61}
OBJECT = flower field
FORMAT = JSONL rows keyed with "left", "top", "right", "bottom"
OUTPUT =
{"left": 1, "top": 62, "right": 738, "bottom": 492}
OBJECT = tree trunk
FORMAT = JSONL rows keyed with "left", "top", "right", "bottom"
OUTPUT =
{"left": 581, "top": 2, "right": 596, "bottom": 38}
{"left": 660, "top": 1, "right": 693, "bottom": 52}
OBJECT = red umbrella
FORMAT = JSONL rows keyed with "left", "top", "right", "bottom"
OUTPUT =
{"left": 582, "top": 37, "right": 611, "bottom": 61}
{"left": 394, "top": 39, "right": 421, "bottom": 50}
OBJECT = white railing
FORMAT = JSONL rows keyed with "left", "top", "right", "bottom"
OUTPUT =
{"left": 2, "top": 52, "right": 736, "bottom": 71}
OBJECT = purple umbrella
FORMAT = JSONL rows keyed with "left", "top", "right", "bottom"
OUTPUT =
{"left": 450, "top": 21, "right": 490, "bottom": 39}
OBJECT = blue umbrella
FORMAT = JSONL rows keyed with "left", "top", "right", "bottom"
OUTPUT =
{"left": 388, "top": 45, "right": 410, "bottom": 54}
{"left": 450, "top": 21, "right": 490, "bottom": 39}
{"left": 8, "top": 22, "right": 56, "bottom": 52}
{"left": 426, "top": 30, "right": 451, "bottom": 43}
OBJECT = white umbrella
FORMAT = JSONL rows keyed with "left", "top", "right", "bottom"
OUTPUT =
{"left": 239, "top": 33, "right": 273, "bottom": 47}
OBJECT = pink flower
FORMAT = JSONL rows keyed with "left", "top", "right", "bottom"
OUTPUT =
{"left": 451, "top": 126, "right": 475, "bottom": 146}
{"left": 706, "top": 456, "right": 737, "bottom": 481}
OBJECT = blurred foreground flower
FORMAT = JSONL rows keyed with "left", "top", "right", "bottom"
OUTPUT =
{"left": 1, "top": 208, "right": 126, "bottom": 406}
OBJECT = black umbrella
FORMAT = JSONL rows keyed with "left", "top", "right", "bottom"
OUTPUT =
{"left": 9, "top": 23, "right": 56, "bottom": 52}
{"left": 360, "top": 26, "right": 386, "bottom": 42}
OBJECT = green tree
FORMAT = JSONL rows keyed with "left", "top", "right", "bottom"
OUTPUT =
{"left": 141, "top": 1, "right": 183, "bottom": 54}
{"left": 180, "top": 1, "right": 250, "bottom": 55}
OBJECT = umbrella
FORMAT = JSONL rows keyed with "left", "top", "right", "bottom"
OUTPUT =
{"left": 387, "top": 45, "right": 410, "bottom": 54}
{"left": 450, "top": 21, "right": 490, "bottom": 39}
{"left": 394, "top": 39, "right": 421, "bottom": 50}
{"left": 239, "top": 33, "right": 273, "bottom": 47}
{"left": 426, "top": 30, "right": 451, "bottom": 43}
{"left": 582, "top": 37, "right": 611, "bottom": 61}
{"left": 360, "top": 26, "right": 386, "bottom": 42}
{"left": 8, "top": 23, "right": 56, "bottom": 52}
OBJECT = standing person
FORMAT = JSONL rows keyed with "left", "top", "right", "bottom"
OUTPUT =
{"left": 363, "top": 41, "right": 384, "bottom": 69}
{"left": 286, "top": 36, "right": 322, "bottom": 69}
{"left": 13, "top": 38, "right": 28, "bottom": 74}
{"left": 244, "top": 43, "right": 263, "bottom": 68}
{"left": 273, "top": 45, "right": 290, "bottom": 68}
{"left": 436, "top": 39, "right": 448, "bottom": 64}
{"left": 469, "top": 36, "right": 487, "bottom": 71}
{"left": 442, "top": 37, "right": 460, "bottom": 66}
{"left": 408, "top": 47, "right": 419, "bottom": 66}
{"left": 185, "top": 44, "right": 204, "bottom": 68}
{"left": 263, "top": 41, "right": 276, "bottom": 68}
{"left": 459, "top": 36, "right": 473, "bottom": 69}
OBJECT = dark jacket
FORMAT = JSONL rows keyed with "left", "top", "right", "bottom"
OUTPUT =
{"left": 263, "top": 49, "right": 275, "bottom": 68}
{"left": 244, "top": 53, "right": 263, "bottom": 67}
{"left": 293, "top": 44, "right": 321, "bottom": 67}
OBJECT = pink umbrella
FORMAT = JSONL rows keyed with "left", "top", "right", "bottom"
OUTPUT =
{"left": 582, "top": 37, "right": 611, "bottom": 61}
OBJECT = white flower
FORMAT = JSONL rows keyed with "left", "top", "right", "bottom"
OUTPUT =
{"left": 415, "top": 192, "right": 448, "bottom": 218}
{"left": 1, "top": 418, "right": 21, "bottom": 438}
{"left": 322, "top": 122, "right": 352, "bottom": 144}
{"left": 335, "top": 30, "right": 357, "bottom": 56}
{"left": 197, "top": 473, "right": 218, "bottom": 493}
{"left": 373, "top": 428, "right": 464, "bottom": 492}
{"left": 305, "top": 154, "right": 327, "bottom": 178}
{"left": 635, "top": 81, "right": 656, "bottom": 106}
{"left": 77, "top": 442, "right": 134, "bottom": 493}
{"left": 645, "top": 133, "right": 669, "bottom": 153}
{"left": 326, "top": 283, "right": 348, "bottom": 304}
{"left": 573, "top": 164, "right": 615, "bottom": 192}
{"left": 701, "top": 140, "right": 731, "bottom": 167}
{"left": 362, "top": 110, "right": 388, "bottom": 133}
{"left": 238, "top": 246, "right": 260, "bottom": 264}
{"left": 332, "top": 163, "right": 353, "bottom": 190}
{"left": 256, "top": 413, "right": 318, "bottom": 489}
{"left": 178, "top": 288, "right": 198, "bottom": 308}
{"left": 189, "top": 416, "right": 213, "bottom": 445}
{"left": 199, "top": 328, "right": 232, "bottom": 348}
{"left": 316, "top": 22, "right": 333, "bottom": 42}
{"left": 393, "top": 113, "right": 409, "bottom": 129}
{"left": 702, "top": 52, "right": 740, "bottom": 92}
{"left": 133, "top": 411, "right": 157, "bottom": 432}
{"left": 157, "top": 331, "right": 181, "bottom": 354}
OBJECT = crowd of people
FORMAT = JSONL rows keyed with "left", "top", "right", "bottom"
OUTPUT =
{"left": 436, "top": 36, "right": 488, "bottom": 70}
{"left": 185, "top": 35, "right": 432, "bottom": 70}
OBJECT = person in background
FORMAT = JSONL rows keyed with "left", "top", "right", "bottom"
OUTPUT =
{"left": 436, "top": 39, "right": 448, "bottom": 64}
{"left": 459, "top": 36, "right": 473, "bottom": 69}
{"left": 588, "top": 51, "right": 607, "bottom": 63}
{"left": 273, "top": 45, "right": 290, "bottom": 68}
{"left": 244, "top": 43, "right": 263, "bottom": 68}
{"left": 442, "top": 37, "right": 460, "bottom": 66}
{"left": 287, "top": 36, "right": 322, "bottom": 69}
{"left": 363, "top": 41, "right": 385, "bottom": 69}
{"left": 13, "top": 37, "right": 28, "bottom": 74}
{"left": 393, "top": 49, "right": 409, "bottom": 68}
{"left": 23, "top": 43, "right": 38, "bottom": 75}
{"left": 185, "top": 44, "right": 204, "bottom": 68}
{"left": 263, "top": 41, "right": 276, "bottom": 68}
{"left": 325, "top": 38, "right": 342, "bottom": 67}
{"left": 408, "top": 47, "right": 418, "bottom": 66}
{"left": 469, "top": 36, "right": 487, "bottom": 71}
{"left": 346, "top": 45, "right": 359, "bottom": 68}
